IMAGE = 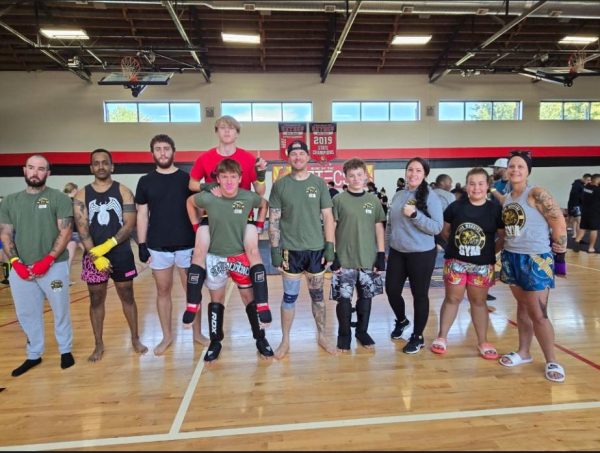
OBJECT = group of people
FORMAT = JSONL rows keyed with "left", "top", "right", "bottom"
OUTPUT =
{"left": 568, "top": 172, "right": 600, "bottom": 252}
{"left": 0, "top": 116, "right": 567, "bottom": 383}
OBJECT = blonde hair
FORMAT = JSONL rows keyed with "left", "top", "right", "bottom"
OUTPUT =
{"left": 63, "top": 182, "right": 78, "bottom": 194}
{"left": 215, "top": 115, "right": 241, "bottom": 133}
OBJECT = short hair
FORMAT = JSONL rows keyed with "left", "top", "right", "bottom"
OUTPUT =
{"left": 150, "top": 134, "right": 175, "bottom": 152}
{"left": 215, "top": 115, "right": 241, "bottom": 133}
{"left": 592, "top": 173, "right": 600, "bottom": 182}
{"left": 343, "top": 158, "right": 367, "bottom": 175}
{"left": 465, "top": 167, "right": 490, "bottom": 184}
{"left": 25, "top": 154, "right": 50, "bottom": 171}
{"left": 215, "top": 158, "right": 242, "bottom": 176}
{"left": 63, "top": 182, "right": 78, "bottom": 194}
{"left": 327, "top": 181, "right": 335, "bottom": 187}
{"left": 435, "top": 174, "right": 451, "bottom": 185}
{"left": 90, "top": 148, "right": 112, "bottom": 165}
{"left": 583, "top": 173, "right": 592, "bottom": 178}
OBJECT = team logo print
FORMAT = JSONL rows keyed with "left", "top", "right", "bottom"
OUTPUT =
{"left": 306, "top": 187, "right": 318, "bottom": 198}
{"left": 502, "top": 203, "right": 526, "bottom": 237}
{"left": 363, "top": 202, "right": 374, "bottom": 215}
{"left": 88, "top": 197, "right": 123, "bottom": 226}
{"left": 232, "top": 201, "right": 245, "bottom": 214}
{"left": 50, "top": 280, "right": 63, "bottom": 292}
{"left": 454, "top": 222, "right": 485, "bottom": 257}
{"left": 406, "top": 198, "right": 417, "bottom": 206}
{"left": 36, "top": 197, "right": 50, "bottom": 209}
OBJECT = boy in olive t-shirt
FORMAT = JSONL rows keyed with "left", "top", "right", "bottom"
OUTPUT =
{"left": 331, "top": 158, "right": 386, "bottom": 351}
{"left": 186, "top": 158, "right": 273, "bottom": 362}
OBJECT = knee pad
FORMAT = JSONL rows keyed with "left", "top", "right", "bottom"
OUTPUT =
{"left": 187, "top": 264, "right": 206, "bottom": 305}
{"left": 282, "top": 277, "right": 300, "bottom": 301}
{"left": 208, "top": 302, "right": 224, "bottom": 341}
{"left": 250, "top": 264, "right": 268, "bottom": 304}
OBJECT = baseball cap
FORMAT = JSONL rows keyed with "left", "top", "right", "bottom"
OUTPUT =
{"left": 286, "top": 140, "right": 309, "bottom": 155}
{"left": 490, "top": 158, "right": 508, "bottom": 168}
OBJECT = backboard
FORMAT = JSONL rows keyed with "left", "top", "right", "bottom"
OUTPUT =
{"left": 97, "top": 72, "right": 174, "bottom": 85}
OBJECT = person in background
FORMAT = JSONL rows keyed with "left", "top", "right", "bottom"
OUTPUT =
{"left": 574, "top": 173, "right": 600, "bottom": 253}
{"left": 385, "top": 157, "right": 443, "bottom": 354}
{"left": 489, "top": 157, "right": 511, "bottom": 205}
{"left": 63, "top": 182, "right": 85, "bottom": 282}
{"left": 396, "top": 177, "right": 406, "bottom": 192}
{"left": 328, "top": 181, "right": 340, "bottom": 199}
{"left": 568, "top": 173, "right": 592, "bottom": 240}
{"left": 433, "top": 174, "right": 455, "bottom": 212}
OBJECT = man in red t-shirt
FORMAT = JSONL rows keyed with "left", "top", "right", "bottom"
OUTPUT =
{"left": 184, "top": 115, "right": 270, "bottom": 328}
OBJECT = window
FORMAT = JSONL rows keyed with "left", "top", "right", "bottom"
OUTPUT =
{"left": 221, "top": 102, "right": 312, "bottom": 122}
{"left": 332, "top": 101, "right": 419, "bottom": 122}
{"left": 439, "top": 101, "right": 522, "bottom": 121}
{"left": 540, "top": 101, "right": 600, "bottom": 120}
{"left": 104, "top": 101, "right": 201, "bottom": 123}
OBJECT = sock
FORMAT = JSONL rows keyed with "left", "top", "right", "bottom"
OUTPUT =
{"left": 12, "top": 358, "right": 42, "bottom": 377}
{"left": 60, "top": 352, "right": 75, "bottom": 369}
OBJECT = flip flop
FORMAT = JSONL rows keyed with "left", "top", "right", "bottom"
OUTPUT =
{"left": 430, "top": 337, "right": 447, "bottom": 355}
{"left": 545, "top": 362, "right": 566, "bottom": 383}
{"left": 499, "top": 351, "right": 533, "bottom": 367}
{"left": 477, "top": 342, "right": 499, "bottom": 360}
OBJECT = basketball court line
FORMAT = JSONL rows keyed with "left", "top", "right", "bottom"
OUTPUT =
{"left": 568, "top": 262, "right": 600, "bottom": 272}
{"left": 2, "top": 401, "right": 600, "bottom": 451}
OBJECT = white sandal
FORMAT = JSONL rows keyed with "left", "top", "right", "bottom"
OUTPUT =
{"left": 545, "top": 362, "right": 566, "bottom": 383}
{"left": 499, "top": 351, "right": 533, "bottom": 367}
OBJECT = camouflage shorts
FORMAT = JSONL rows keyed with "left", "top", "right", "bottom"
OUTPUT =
{"left": 330, "top": 268, "right": 383, "bottom": 301}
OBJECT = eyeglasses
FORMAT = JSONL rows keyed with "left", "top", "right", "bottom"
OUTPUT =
{"left": 509, "top": 150, "right": 532, "bottom": 158}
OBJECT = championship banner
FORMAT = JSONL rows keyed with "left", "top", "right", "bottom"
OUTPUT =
{"left": 272, "top": 163, "right": 375, "bottom": 188}
{"left": 309, "top": 122, "right": 337, "bottom": 162}
{"left": 278, "top": 122, "right": 307, "bottom": 160}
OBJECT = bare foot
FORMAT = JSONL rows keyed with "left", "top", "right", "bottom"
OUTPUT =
{"left": 274, "top": 340, "right": 290, "bottom": 360}
{"left": 337, "top": 348, "right": 351, "bottom": 354}
{"left": 318, "top": 335, "right": 338, "bottom": 355}
{"left": 153, "top": 337, "right": 172, "bottom": 356}
{"left": 193, "top": 333, "right": 210, "bottom": 346}
{"left": 88, "top": 345, "right": 104, "bottom": 362}
{"left": 132, "top": 338, "right": 148, "bottom": 355}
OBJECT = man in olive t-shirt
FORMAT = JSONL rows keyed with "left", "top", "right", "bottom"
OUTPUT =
{"left": 268, "top": 140, "right": 336, "bottom": 359}
{"left": 331, "top": 158, "right": 386, "bottom": 352}
{"left": 186, "top": 158, "right": 273, "bottom": 362}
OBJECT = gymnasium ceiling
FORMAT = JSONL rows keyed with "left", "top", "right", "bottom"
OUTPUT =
{"left": 1, "top": 1, "right": 600, "bottom": 85}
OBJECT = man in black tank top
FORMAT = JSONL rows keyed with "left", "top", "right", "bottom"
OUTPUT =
{"left": 73, "top": 149, "right": 148, "bottom": 362}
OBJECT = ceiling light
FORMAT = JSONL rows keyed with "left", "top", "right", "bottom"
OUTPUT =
{"left": 392, "top": 35, "right": 432, "bottom": 45}
{"left": 40, "top": 28, "right": 89, "bottom": 40}
{"left": 222, "top": 32, "right": 260, "bottom": 44}
{"left": 559, "top": 36, "right": 598, "bottom": 45}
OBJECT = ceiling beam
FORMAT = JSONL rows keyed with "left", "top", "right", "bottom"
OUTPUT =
{"left": 321, "top": 0, "right": 362, "bottom": 83}
{"left": 163, "top": 0, "right": 210, "bottom": 82}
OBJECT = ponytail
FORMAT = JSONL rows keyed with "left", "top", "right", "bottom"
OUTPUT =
{"left": 415, "top": 180, "right": 430, "bottom": 218}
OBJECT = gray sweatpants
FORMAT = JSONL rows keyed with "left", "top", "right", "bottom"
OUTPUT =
{"left": 9, "top": 260, "right": 73, "bottom": 359}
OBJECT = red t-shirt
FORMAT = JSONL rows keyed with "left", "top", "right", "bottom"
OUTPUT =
{"left": 190, "top": 147, "right": 257, "bottom": 191}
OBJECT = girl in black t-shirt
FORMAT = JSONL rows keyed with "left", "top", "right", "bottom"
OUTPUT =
{"left": 431, "top": 167, "right": 505, "bottom": 359}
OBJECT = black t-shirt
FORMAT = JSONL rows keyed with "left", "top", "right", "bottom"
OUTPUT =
{"left": 568, "top": 179, "right": 585, "bottom": 209}
{"left": 443, "top": 198, "right": 504, "bottom": 265}
{"left": 134, "top": 169, "right": 195, "bottom": 250}
{"left": 581, "top": 184, "right": 600, "bottom": 216}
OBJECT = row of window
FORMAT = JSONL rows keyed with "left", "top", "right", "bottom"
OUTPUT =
{"left": 104, "top": 100, "right": 600, "bottom": 123}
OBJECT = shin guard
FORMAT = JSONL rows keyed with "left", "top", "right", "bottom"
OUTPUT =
{"left": 336, "top": 297, "right": 353, "bottom": 350}
{"left": 250, "top": 264, "right": 271, "bottom": 324}
{"left": 208, "top": 302, "right": 225, "bottom": 341}
{"left": 355, "top": 298, "right": 375, "bottom": 346}
{"left": 245, "top": 301, "right": 265, "bottom": 340}
{"left": 183, "top": 264, "right": 206, "bottom": 324}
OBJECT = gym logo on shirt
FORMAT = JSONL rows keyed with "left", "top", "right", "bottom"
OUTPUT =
{"left": 50, "top": 280, "right": 64, "bottom": 292}
{"left": 306, "top": 187, "right": 318, "bottom": 198}
{"left": 232, "top": 201, "right": 245, "bottom": 214}
{"left": 502, "top": 203, "right": 526, "bottom": 237}
{"left": 36, "top": 197, "right": 50, "bottom": 209}
{"left": 363, "top": 202, "right": 375, "bottom": 215}
{"left": 455, "top": 222, "right": 485, "bottom": 256}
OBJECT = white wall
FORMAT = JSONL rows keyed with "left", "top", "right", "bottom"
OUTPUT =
{"left": 1, "top": 71, "right": 599, "bottom": 206}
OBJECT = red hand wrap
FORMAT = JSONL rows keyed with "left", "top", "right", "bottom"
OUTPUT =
{"left": 30, "top": 255, "right": 55, "bottom": 276}
{"left": 11, "top": 259, "right": 31, "bottom": 280}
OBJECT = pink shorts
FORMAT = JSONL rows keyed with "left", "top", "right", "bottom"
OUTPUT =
{"left": 443, "top": 258, "right": 495, "bottom": 288}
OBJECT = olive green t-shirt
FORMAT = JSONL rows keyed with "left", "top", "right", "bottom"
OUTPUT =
{"left": 269, "top": 173, "right": 333, "bottom": 251}
{"left": 332, "top": 191, "right": 385, "bottom": 269}
{"left": 0, "top": 187, "right": 72, "bottom": 265}
{"left": 193, "top": 189, "right": 261, "bottom": 256}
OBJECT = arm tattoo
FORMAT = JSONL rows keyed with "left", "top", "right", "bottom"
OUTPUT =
{"left": 556, "top": 234, "right": 567, "bottom": 247}
{"left": 533, "top": 189, "right": 561, "bottom": 220}
{"left": 59, "top": 217, "right": 74, "bottom": 230}
{"left": 268, "top": 208, "right": 281, "bottom": 247}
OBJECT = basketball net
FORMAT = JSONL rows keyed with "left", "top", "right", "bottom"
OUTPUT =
{"left": 568, "top": 51, "right": 586, "bottom": 74}
{"left": 121, "top": 56, "right": 141, "bottom": 83}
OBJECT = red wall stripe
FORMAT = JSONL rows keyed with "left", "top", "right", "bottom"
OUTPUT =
{"left": 1, "top": 146, "right": 600, "bottom": 166}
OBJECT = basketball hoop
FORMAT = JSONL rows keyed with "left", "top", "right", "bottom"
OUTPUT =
{"left": 121, "top": 56, "right": 141, "bottom": 83}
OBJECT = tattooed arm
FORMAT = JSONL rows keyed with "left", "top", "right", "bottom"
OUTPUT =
{"left": 73, "top": 189, "right": 95, "bottom": 252}
{"left": 0, "top": 223, "right": 18, "bottom": 260}
{"left": 268, "top": 207, "right": 281, "bottom": 248}
{"left": 115, "top": 184, "right": 137, "bottom": 244}
{"left": 530, "top": 187, "right": 567, "bottom": 253}
{"left": 50, "top": 216, "right": 73, "bottom": 258}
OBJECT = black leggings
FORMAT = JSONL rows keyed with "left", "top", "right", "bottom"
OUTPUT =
{"left": 385, "top": 247, "right": 437, "bottom": 337}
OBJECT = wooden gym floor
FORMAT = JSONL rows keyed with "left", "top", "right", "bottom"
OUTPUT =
{"left": 0, "top": 245, "right": 599, "bottom": 451}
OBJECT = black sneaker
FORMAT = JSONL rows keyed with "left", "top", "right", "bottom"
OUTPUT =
{"left": 390, "top": 318, "right": 410, "bottom": 340}
{"left": 256, "top": 338, "right": 274, "bottom": 357}
{"left": 486, "top": 293, "right": 496, "bottom": 301}
{"left": 402, "top": 335, "right": 424, "bottom": 354}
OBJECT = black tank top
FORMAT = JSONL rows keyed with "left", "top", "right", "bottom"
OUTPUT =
{"left": 85, "top": 182, "right": 131, "bottom": 253}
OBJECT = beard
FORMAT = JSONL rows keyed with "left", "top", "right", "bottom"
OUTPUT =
{"left": 25, "top": 175, "right": 47, "bottom": 188}
{"left": 154, "top": 155, "right": 174, "bottom": 169}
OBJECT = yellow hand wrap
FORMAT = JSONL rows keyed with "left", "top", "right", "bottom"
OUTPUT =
{"left": 90, "top": 237, "right": 118, "bottom": 258}
{"left": 93, "top": 256, "right": 112, "bottom": 272}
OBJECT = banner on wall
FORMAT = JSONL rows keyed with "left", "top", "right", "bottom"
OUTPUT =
{"left": 278, "top": 122, "right": 307, "bottom": 160}
{"left": 272, "top": 163, "right": 374, "bottom": 188}
{"left": 309, "top": 122, "right": 337, "bottom": 162}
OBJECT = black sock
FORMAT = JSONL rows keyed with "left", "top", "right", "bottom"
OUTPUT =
{"left": 12, "top": 358, "right": 42, "bottom": 377}
{"left": 60, "top": 352, "right": 75, "bottom": 369}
